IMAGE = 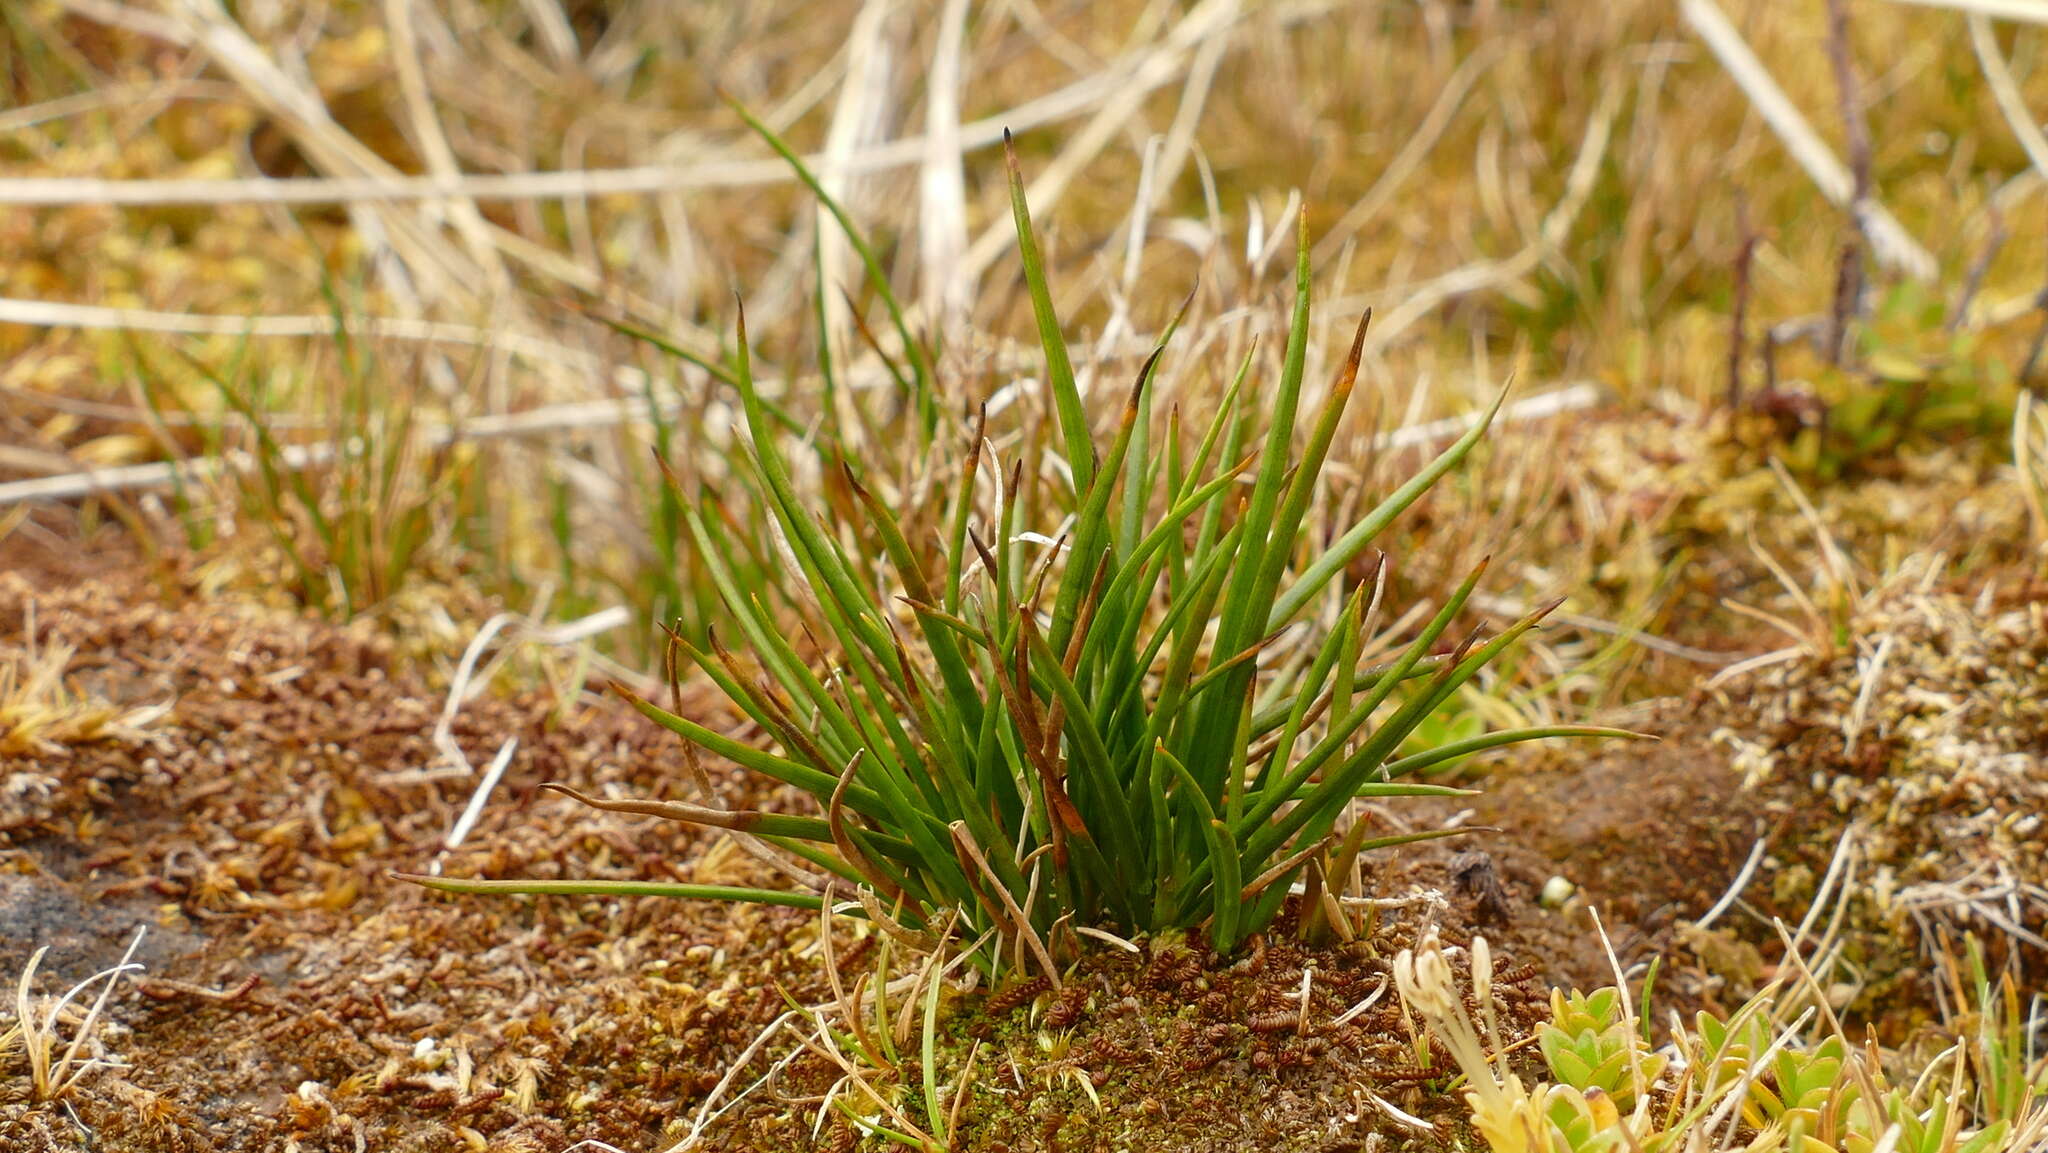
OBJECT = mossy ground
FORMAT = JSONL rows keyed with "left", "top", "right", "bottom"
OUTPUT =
{"left": 3, "top": 409, "right": 2042, "bottom": 1149}
{"left": 794, "top": 924, "right": 1547, "bottom": 1153}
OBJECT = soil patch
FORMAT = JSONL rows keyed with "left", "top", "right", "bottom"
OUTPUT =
{"left": 1, "top": 565, "right": 833, "bottom": 1151}
{"left": 10, "top": 553, "right": 2023, "bottom": 1149}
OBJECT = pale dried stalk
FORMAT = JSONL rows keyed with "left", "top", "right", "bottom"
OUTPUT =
{"left": 10, "top": 2, "right": 1252, "bottom": 208}
{"left": 959, "top": 0, "right": 1245, "bottom": 283}
{"left": 919, "top": 0, "right": 973, "bottom": 333}
{"left": 1886, "top": 0, "right": 2048, "bottom": 21}
{"left": 1679, "top": 0, "right": 1939, "bottom": 280}
{"left": 1964, "top": 11, "right": 2048, "bottom": 183}
{"left": 814, "top": 0, "right": 900, "bottom": 360}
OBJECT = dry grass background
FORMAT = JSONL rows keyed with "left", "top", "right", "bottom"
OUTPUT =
{"left": 4, "top": 1, "right": 2038, "bottom": 358}
{"left": 0, "top": 0, "right": 2042, "bottom": 889}
{"left": 3, "top": 0, "right": 2044, "bottom": 647}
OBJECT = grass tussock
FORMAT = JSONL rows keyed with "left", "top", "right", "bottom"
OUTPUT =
{"left": 0, "top": 930, "right": 146, "bottom": 1106}
{"left": 407, "top": 145, "right": 1637, "bottom": 975}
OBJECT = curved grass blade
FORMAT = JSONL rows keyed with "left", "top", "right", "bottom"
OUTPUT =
{"left": 396, "top": 874, "right": 826, "bottom": 911}
{"left": 1377, "top": 726, "right": 1650, "bottom": 780}
{"left": 726, "top": 97, "right": 936, "bottom": 438}
{"left": 615, "top": 683, "right": 875, "bottom": 807}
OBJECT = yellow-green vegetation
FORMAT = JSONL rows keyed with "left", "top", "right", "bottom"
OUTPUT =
{"left": 1727, "top": 280, "right": 2022, "bottom": 483}
{"left": 1399, "top": 929, "right": 2047, "bottom": 1153}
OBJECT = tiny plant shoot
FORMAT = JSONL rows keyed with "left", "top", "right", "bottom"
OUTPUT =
{"left": 401, "top": 132, "right": 1635, "bottom": 977}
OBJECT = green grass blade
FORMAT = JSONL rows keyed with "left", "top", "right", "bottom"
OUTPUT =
{"left": 396, "top": 874, "right": 825, "bottom": 911}
{"left": 615, "top": 684, "right": 885, "bottom": 811}
{"left": 1268, "top": 385, "right": 1511, "bottom": 631}
{"left": 945, "top": 406, "right": 989, "bottom": 614}
{"left": 1378, "top": 726, "right": 1648, "bottom": 779}
{"left": 1185, "top": 209, "right": 1314, "bottom": 794}
{"left": 581, "top": 307, "right": 806, "bottom": 435}
{"left": 1004, "top": 132, "right": 1091, "bottom": 491}
{"left": 1249, "top": 308, "right": 1369, "bottom": 623}
{"left": 1252, "top": 577, "right": 1370, "bottom": 797}
{"left": 1051, "top": 347, "right": 1163, "bottom": 653}
{"left": 1254, "top": 601, "right": 1566, "bottom": 863}
{"left": 1020, "top": 629, "right": 1144, "bottom": 896}
{"left": 1077, "top": 452, "right": 1257, "bottom": 680}
{"left": 727, "top": 97, "right": 936, "bottom": 439}
{"left": 1236, "top": 560, "right": 1490, "bottom": 839}
{"left": 1204, "top": 817, "right": 1243, "bottom": 952}
{"left": 922, "top": 949, "right": 948, "bottom": 1143}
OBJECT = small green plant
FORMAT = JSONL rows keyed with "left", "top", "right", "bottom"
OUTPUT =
{"left": 1538, "top": 986, "right": 1666, "bottom": 1110}
{"left": 1400, "top": 929, "right": 2048, "bottom": 1153}
{"left": 1745, "top": 282, "right": 2019, "bottom": 483}
{"left": 1953, "top": 936, "right": 2048, "bottom": 1133}
{"left": 404, "top": 138, "right": 1630, "bottom": 973}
